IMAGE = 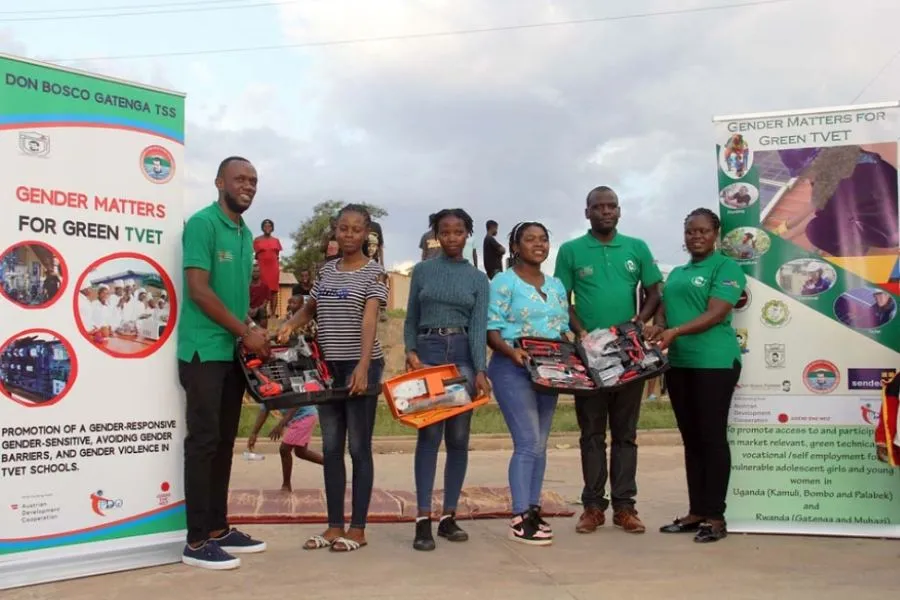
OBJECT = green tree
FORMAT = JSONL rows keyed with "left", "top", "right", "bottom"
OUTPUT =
{"left": 282, "top": 200, "right": 388, "bottom": 274}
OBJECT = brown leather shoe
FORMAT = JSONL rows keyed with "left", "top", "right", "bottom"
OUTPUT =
{"left": 613, "top": 507, "right": 646, "bottom": 534}
{"left": 575, "top": 507, "right": 605, "bottom": 534}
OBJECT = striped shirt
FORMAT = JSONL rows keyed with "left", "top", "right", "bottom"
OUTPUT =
{"left": 312, "top": 259, "right": 388, "bottom": 361}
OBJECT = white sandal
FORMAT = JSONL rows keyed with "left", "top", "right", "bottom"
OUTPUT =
{"left": 329, "top": 536, "right": 366, "bottom": 553}
{"left": 303, "top": 534, "right": 334, "bottom": 550}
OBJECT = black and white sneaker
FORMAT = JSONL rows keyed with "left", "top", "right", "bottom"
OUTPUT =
{"left": 211, "top": 528, "right": 267, "bottom": 554}
{"left": 182, "top": 540, "right": 240, "bottom": 570}
{"left": 509, "top": 512, "right": 552, "bottom": 546}
{"left": 437, "top": 513, "right": 469, "bottom": 542}
{"left": 529, "top": 506, "right": 553, "bottom": 537}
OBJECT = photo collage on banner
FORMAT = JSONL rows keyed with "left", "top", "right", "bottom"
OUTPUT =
{"left": 0, "top": 54, "right": 186, "bottom": 589}
{"left": 714, "top": 102, "right": 900, "bottom": 537}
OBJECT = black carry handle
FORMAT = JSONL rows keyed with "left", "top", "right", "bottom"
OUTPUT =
{"left": 442, "top": 376, "right": 468, "bottom": 386}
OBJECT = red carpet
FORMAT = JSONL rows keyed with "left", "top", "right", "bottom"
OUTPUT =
{"left": 228, "top": 486, "right": 575, "bottom": 524}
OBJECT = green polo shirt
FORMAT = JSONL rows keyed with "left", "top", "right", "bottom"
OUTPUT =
{"left": 176, "top": 202, "right": 253, "bottom": 362}
{"left": 554, "top": 231, "right": 662, "bottom": 331}
{"left": 663, "top": 252, "right": 746, "bottom": 369}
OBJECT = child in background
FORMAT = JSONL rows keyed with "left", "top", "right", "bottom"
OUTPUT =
{"left": 248, "top": 403, "right": 323, "bottom": 492}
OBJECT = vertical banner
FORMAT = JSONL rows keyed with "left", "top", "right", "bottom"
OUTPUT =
{"left": 714, "top": 102, "right": 900, "bottom": 537}
{"left": 0, "top": 54, "right": 185, "bottom": 588}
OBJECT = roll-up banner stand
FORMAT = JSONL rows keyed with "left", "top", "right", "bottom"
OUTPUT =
{"left": 0, "top": 53, "right": 186, "bottom": 589}
{"left": 714, "top": 101, "right": 900, "bottom": 537}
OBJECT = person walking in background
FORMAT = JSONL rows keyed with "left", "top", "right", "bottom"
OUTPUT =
{"left": 463, "top": 234, "right": 478, "bottom": 268}
{"left": 253, "top": 219, "right": 282, "bottom": 318}
{"left": 365, "top": 218, "right": 389, "bottom": 322}
{"left": 487, "top": 221, "right": 568, "bottom": 546}
{"left": 292, "top": 269, "right": 314, "bottom": 298}
{"left": 177, "top": 156, "right": 269, "bottom": 570}
{"left": 483, "top": 220, "right": 506, "bottom": 279}
{"left": 277, "top": 203, "right": 388, "bottom": 554}
{"left": 404, "top": 208, "right": 491, "bottom": 552}
{"left": 248, "top": 263, "right": 270, "bottom": 330}
{"left": 554, "top": 185, "right": 663, "bottom": 536}
{"left": 419, "top": 213, "right": 443, "bottom": 261}
{"left": 247, "top": 402, "right": 323, "bottom": 492}
{"left": 644, "top": 208, "right": 745, "bottom": 544}
{"left": 322, "top": 217, "right": 341, "bottom": 266}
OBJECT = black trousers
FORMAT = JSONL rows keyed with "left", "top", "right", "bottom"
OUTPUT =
{"left": 178, "top": 354, "right": 246, "bottom": 545}
{"left": 665, "top": 361, "right": 741, "bottom": 521}
{"left": 575, "top": 381, "right": 644, "bottom": 511}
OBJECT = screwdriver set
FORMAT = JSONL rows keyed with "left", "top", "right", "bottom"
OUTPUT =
{"left": 513, "top": 337, "right": 599, "bottom": 396}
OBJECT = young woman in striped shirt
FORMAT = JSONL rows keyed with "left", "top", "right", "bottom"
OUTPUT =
{"left": 277, "top": 204, "right": 388, "bottom": 554}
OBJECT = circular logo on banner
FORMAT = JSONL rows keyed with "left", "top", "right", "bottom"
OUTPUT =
{"left": 735, "top": 288, "right": 751, "bottom": 312}
{"left": 140, "top": 145, "right": 175, "bottom": 184}
{"left": 761, "top": 299, "right": 791, "bottom": 328}
{"left": 803, "top": 360, "right": 840, "bottom": 394}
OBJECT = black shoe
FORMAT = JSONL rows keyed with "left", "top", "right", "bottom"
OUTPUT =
{"left": 509, "top": 512, "right": 552, "bottom": 546}
{"left": 413, "top": 518, "right": 436, "bottom": 551}
{"left": 660, "top": 517, "right": 703, "bottom": 534}
{"left": 529, "top": 505, "right": 552, "bottom": 536}
{"left": 694, "top": 522, "right": 727, "bottom": 543}
{"left": 437, "top": 513, "right": 469, "bottom": 542}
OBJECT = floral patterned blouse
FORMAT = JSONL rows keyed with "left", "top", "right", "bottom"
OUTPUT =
{"left": 487, "top": 269, "right": 570, "bottom": 342}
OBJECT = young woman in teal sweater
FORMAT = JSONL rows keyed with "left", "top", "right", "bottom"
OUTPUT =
{"left": 404, "top": 208, "right": 491, "bottom": 552}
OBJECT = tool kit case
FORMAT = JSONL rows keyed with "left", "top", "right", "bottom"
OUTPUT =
{"left": 382, "top": 364, "right": 490, "bottom": 429}
{"left": 238, "top": 337, "right": 379, "bottom": 410}
{"left": 515, "top": 322, "right": 669, "bottom": 395}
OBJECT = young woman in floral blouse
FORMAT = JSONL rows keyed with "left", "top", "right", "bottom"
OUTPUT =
{"left": 486, "top": 221, "right": 570, "bottom": 546}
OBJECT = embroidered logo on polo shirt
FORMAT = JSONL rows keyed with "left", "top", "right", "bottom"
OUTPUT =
{"left": 722, "top": 279, "right": 739, "bottom": 287}
{"left": 691, "top": 276, "right": 706, "bottom": 287}
{"left": 216, "top": 250, "right": 234, "bottom": 262}
{"left": 577, "top": 265, "right": 594, "bottom": 279}
{"left": 625, "top": 259, "right": 637, "bottom": 273}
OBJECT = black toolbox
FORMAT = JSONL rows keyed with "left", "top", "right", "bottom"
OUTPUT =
{"left": 238, "top": 336, "right": 379, "bottom": 410}
{"left": 515, "top": 321, "right": 669, "bottom": 395}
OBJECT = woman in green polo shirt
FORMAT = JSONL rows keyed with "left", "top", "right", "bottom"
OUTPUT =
{"left": 645, "top": 208, "right": 745, "bottom": 544}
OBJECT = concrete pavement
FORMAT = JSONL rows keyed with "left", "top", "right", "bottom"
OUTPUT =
{"left": 5, "top": 447, "right": 897, "bottom": 600}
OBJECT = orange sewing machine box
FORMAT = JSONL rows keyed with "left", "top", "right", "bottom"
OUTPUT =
{"left": 382, "top": 364, "right": 490, "bottom": 429}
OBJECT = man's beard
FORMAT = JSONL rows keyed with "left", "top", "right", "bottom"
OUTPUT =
{"left": 223, "top": 191, "right": 250, "bottom": 214}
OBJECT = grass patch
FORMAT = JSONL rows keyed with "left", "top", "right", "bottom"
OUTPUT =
{"left": 386, "top": 308, "right": 406, "bottom": 319}
{"left": 237, "top": 398, "right": 675, "bottom": 438}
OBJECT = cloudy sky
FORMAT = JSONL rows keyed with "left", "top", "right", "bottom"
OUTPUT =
{"left": 2, "top": 0, "right": 897, "bottom": 273}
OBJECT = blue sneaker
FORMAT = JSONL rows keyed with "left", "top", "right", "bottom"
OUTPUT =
{"left": 211, "top": 528, "right": 267, "bottom": 554}
{"left": 182, "top": 540, "right": 241, "bottom": 570}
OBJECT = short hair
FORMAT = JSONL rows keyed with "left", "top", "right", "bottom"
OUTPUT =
{"left": 216, "top": 156, "right": 250, "bottom": 178}
{"left": 684, "top": 207, "right": 721, "bottom": 232}
{"left": 486, "top": 219, "right": 498, "bottom": 230}
{"left": 261, "top": 218, "right": 274, "bottom": 230}
{"left": 432, "top": 209, "right": 474, "bottom": 236}
{"left": 586, "top": 185, "right": 617, "bottom": 205}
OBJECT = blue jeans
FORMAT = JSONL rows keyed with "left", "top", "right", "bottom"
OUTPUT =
{"left": 319, "top": 359, "right": 384, "bottom": 529}
{"left": 414, "top": 333, "right": 475, "bottom": 513}
{"left": 488, "top": 352, "right": 558, "bottom": 515}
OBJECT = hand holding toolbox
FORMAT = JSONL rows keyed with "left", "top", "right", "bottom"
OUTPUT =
{"left": 238, "top": 336, "right": 379, "bottom": 410}
{"left": 516, "top": 321, "right": 669, "bottom": 395}
{"left": 383, "top": 365, "right": 490, "bottom": 429}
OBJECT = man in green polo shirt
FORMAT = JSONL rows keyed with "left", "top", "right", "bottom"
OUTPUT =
{"left": 554, "top": 185, "right": 662, "bottom": 535}
{"left": 177, "top": 156, "right": 270, "bottom": 571}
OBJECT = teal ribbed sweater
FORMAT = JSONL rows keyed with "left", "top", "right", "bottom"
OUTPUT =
{"left": 403, "top": 256, "right": 490, "bottom": 371}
